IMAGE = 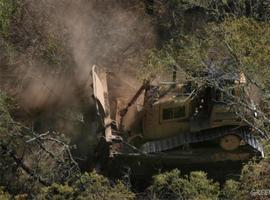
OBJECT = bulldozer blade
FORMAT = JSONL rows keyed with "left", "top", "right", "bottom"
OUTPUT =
{"left": 92, "top": 65, "right": 113, "bottom": 142}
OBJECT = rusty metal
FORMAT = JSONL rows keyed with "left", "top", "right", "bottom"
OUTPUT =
{"left": 118, "top": 80, "right": 149, "bottom": 130}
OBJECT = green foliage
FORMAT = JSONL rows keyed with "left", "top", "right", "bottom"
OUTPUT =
{"left": 218, "top": 158, "right": 270, "bottom": 199}
{"left": 74, "top": 172, "right": 135, "bottom": 200}
{"left": 149, "top": 169, "right": 182, "bottom": 199}
{"left": 221, "top": 179, "right": 241, "bottom": 200}
{"left": 38, "top": 171, "right": 135, "bottom": 200}
{"left": 181, "top": 171, "right": 220, "bottom": 200}
{"left": 42, "top": 34, "right": 65, "bottom": 66}
{"left": 39, "top": 183, "right": 74, "bottom": 200}
{"left": 139, "top": 48, "right": 176, "bottom": 80}
{"left": 149, "top": 169, "right": 220, "bottom": 200}
{"left": 222, "top": 18, "right": 270, "bottom": 88}
{"left": 146, "top": 0, "right": 270, "bottom": 89}
{"left": 0, "top": 0, "right": 15, "bottom": 37}
{"left": 0, "top": 91, "right": 20, "bottom": 144}
{"left": 0, "top": 91, "right": 15, "bottom": 136}
{"left": 0, "top": 187, "right": 10, "bottom": 200}
{"left": 1, "top": 41, "right": 16, "bottom": 64}
{"left": 263, "top": 140, "right": 270, "bottom": 157}
{"left": 149, "top": 165, "right": 270, "bottom": 200}
{"left": 240, "top": 158, "right": 270, "bottom": 198}
{"left": 145, "top": 17, "right": 270, "bottom": 83}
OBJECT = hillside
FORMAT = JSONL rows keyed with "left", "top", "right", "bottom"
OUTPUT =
{"left": 1, "top": 0, "right": 270, "bottom": 199}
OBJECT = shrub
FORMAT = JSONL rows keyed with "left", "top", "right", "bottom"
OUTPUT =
{"left": 239, "top": 158, "right": 270, "bottom": 199}
{"left": 149, "top": 169, "right": 220, "bottom": 200}
{"left": 0, "top": 187, "right": 10, "bottom": 200}
{"left": 221, "top": 179, "right": 241, "bottom": 200}
{"left": 38, "top": 183, "right": 74, "bottom": 200}
{"left": 37, "top": 171, "right": 135, "bottom": 200}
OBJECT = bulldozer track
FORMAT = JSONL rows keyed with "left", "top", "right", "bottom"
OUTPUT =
{"left": 140, "top": 126, "right": 264, "bottom": 156}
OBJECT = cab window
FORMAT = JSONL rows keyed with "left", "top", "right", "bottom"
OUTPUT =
{"left": 162, "top": 106, "right": 186, "bottom": 120}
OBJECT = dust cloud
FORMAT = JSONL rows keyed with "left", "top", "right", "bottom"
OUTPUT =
{"left": 0, "top": 0, "right": 156, "bottom": 169}
{"left": 0, "top": 0, "right": 156, "bottom": 112}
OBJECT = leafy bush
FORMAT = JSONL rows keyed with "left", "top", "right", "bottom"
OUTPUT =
{"left": 0, "top": 187, "right": 10, "bottom": 200}
{"left": 38, "top": 183, "right": 74, "bottom": 200}
{"left": 219, "top": 157, "right": 270, "bottom": 200}
{"left": 38, "top": 171, "right": 135, "bottom": 200}
{"left": 221, "top": 179, "right": 241, "bottom": 200}
{"left": 0, "top": 0, "right": 15, "bottom": 36}
{"left": 239, "top": 158, "right": 270, "bottom": 199}
{"left": 149, "top": 169, "right": 220, "bottom": 200}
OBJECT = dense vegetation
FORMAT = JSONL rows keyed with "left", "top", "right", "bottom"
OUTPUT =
{"left": 1, "top": 0, "right": 270, "bottom": 199}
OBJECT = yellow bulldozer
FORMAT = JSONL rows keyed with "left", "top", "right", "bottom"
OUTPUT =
{"left": 91, "top": 65, "right": 264, "bottom": 179}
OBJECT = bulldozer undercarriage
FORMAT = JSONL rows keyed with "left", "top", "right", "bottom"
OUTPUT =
{"left": 97, "top": 126, "right": 263, "bottom": 183}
